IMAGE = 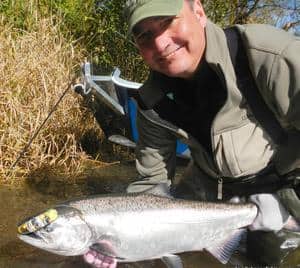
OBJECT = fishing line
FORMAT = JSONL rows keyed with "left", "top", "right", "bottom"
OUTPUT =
{"left": 9, "top": 77, "right": 76, "bottom": 172}
{"left": 9, "top": 2, "right": 135, "bottom": 173}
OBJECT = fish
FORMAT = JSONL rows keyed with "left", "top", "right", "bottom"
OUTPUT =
{"left": 17, "top": 193, "right": 258, "bottom": 267}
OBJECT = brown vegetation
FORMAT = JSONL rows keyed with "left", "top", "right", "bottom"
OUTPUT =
{"left": 0, "top": 18, "right": 102, "bottom": 184}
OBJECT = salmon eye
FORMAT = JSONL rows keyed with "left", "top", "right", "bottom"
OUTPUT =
{"left": 45, "top": 225, "right": 54, "bottom": 232}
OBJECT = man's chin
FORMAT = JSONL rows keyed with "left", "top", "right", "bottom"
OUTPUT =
{"left": 154, "top": 61, "right": 194, "bottom": 78}
{"left": 159, "top": 68, "right": 191, "bottom": 79}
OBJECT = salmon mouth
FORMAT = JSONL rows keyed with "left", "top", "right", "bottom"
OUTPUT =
{"left": 18, "top": 232, "right": 43, "bottom": 244}
{"left": 26, "top": 232, "right": 42, "bottom": 240}
{"left": 19, "top": 229, "right": 92, "bottom": 256}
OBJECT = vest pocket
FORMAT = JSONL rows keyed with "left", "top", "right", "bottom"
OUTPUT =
{"left": 214, "top": 122, "right": 275, "bottom": 177}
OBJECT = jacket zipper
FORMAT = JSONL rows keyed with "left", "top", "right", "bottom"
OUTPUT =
{"left": 210, "top": 65, "right": 228, "bottom": 201}
{"left": 217, "top": 177, "right": 223, "bottom": 200}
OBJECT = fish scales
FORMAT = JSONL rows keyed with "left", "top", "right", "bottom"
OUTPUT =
{"left": 66, "top": 194, "right": 257, "bottom": 260}
{"left": 18, "top": 193, "right": 258, "bottom": 265}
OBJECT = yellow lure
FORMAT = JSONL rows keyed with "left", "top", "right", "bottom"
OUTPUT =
{"left": 17, "top": 208, "right": 58, "bottom": 234}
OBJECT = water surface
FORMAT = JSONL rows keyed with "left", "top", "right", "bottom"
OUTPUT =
{"left": 0, "top": 162, "right": 299, "bottom": 267}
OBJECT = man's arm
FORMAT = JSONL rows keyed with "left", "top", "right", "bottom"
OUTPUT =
{"left": 268, "top": 36, "right": 300, "bottom": 131}
{"left": 248, "top": 193, "right": 290, "bottom": 231}
{"left": 127, "top": 108, "right": 177, "bottom": 194}
{"left": 250, "top": 32, "right": 300, "bottom": 229}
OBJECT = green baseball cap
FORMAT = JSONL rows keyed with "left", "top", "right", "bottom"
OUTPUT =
{"left": 125, "top": 0, "right": 184, "bottom": 34}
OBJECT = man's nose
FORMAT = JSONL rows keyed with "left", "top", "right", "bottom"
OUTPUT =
{"left": 152, "top": 32, "right": 170, "bottom": 53}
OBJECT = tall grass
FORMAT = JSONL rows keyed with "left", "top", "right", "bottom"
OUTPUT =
{"left": 0, "top": 1, "right": 141, "bottom": 186}
{"left": 0, "top": 17, "right": 99, "bottom": 184}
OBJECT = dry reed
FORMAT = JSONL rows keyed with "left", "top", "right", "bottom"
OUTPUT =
{"left": 0, "top": 18, "right": 100, "bottom": 184}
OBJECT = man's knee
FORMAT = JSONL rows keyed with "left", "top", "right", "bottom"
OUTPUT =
{"left": 172, "top": 162, "right": 216, "bottom": 201}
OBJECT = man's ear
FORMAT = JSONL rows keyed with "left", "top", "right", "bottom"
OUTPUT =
{"left": 193, "top": 0, "right": 207, "bottom": 27}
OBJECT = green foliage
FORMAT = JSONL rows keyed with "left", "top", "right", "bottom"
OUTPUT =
{"left": 53, "top": 0, "right": 148, "bottom": 82}
{"left": 203, "top": 0, "right": 256, "bottom": 25}
{"left": 0, "top": 0, "right": 297, "bottom": 82}
{"left": 86, "top": 0, "right": 147, "bottom": 81}
{"left": 0, "top": 0, "right": 147, "bottom": 82}
{"left": 203, "top": 0, "right": 233, "bottom": 26}
{"left": 0, "top": 0, "right": 50, "bottom": 30}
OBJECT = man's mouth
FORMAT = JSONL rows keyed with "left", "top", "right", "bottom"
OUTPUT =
{"left": 158, "top": 46, "right": 183, "bottom": 60}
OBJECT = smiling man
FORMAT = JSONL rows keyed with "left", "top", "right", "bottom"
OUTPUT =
{"left": 85, "top": 0, "right": 300, "bottom": 267}
{"left": 131, "top": 0, "right": 206, "bottom": 79}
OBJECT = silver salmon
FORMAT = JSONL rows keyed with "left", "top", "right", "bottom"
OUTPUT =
{"left": 17, "top": 193, "right": 258, "bottom": 267}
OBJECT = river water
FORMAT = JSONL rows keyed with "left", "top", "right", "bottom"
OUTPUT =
{"left": 0, "top": 161, "right": 299, "bottom": 268}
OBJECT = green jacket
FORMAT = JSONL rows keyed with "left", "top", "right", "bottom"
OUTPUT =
{"left": 128, "top": 21, "right": 300, "bottom": 198}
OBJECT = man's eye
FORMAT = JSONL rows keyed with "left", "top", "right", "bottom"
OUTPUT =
{"left": 136, "top": 31, "right": 152, "bottom": 45}
{"left": 160, "top": 17, "right": 174, "bottom": 28}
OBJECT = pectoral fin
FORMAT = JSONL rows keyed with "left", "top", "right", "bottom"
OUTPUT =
{"left": 206, "top": 229, "right": 245, "bottom": 264}
{"left": 90, "top": 240, "right": 125, "bottom": 261}
{"left": 161, "top": 254, "right": 183, "bottom": 268}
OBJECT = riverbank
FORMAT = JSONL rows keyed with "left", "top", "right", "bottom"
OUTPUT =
{"left": 0, "top": 17, "right": 94, "bottom": 185}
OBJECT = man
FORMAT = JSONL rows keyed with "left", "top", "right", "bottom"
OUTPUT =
{"left": 85, "top": 0, "right": 300, "bottom": 267}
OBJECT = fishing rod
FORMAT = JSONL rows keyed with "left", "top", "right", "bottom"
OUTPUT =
{"left": 9, "top": 3, "right": 135, "bottom": 173}
{"left": 9, "top": 77, "right": 75, "bottom": 172}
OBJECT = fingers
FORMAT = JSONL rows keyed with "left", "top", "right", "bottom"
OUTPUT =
{"left": 248, "top": 193, "right": 289, "bottom": 231}
{"left": 84, "top": 250, "right": 117, "bottom": 268}
{"left": 228, "top": 196, "right": 246, "bottom": 203}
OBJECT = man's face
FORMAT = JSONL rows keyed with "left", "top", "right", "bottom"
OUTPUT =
{"left": 133, "top": 0, "right": 207, "bottom": 79}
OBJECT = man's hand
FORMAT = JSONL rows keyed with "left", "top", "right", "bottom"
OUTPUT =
{"left": 249, "top": 193, "right": 290, "bottom": 232}
{"left": 83, "top": 249, "right": 117, "bottom": 268}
